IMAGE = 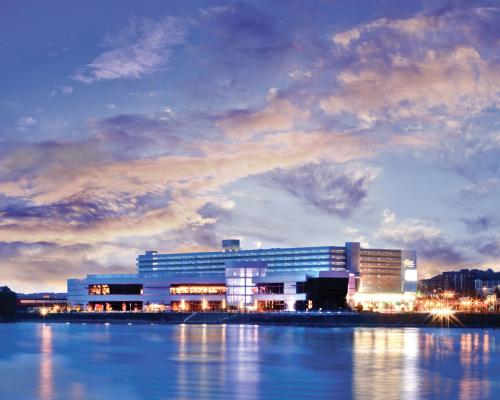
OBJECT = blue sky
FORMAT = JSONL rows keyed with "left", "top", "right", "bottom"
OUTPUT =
{"left": 0, "top": 0, "right": 499, "bottom": 291}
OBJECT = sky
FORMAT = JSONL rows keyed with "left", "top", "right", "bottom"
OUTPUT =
{"left": 0, "top": 0, "right": 499, "bottom": 292}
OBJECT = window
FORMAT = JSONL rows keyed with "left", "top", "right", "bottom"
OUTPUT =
{"left": 88, "top": 284, "right": 143, "bottom": 295}
{"left": 169, "top": 285, "right": 226, "bottom": 295}
{"left": 257, "top": 283, "right": 284, "bottom": 294}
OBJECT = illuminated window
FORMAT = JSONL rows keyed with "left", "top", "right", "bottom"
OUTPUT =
{"left": 169, "top": 285, "right": 226, "bottom": 295}
{"left": 88, "top": 284, "right": 142, "bottom": 295}
{"left": 257, "top": 283, "right": 284, "bottom": 294}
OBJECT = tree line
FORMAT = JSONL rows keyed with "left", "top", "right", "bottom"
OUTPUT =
{"left": 0, "top": 286, "right": 17, "bottom": 320}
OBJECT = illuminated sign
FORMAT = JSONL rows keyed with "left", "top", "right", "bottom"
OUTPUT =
{"left": 404, "top": 269, "right": 417, "bottom": 282}
{"left": 402, "top": 258, "right": 415, "bottom": 269}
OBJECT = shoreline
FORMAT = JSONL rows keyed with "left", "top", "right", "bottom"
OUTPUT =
{"left": 8, "top": 311, "right": 500, "bottom": 328}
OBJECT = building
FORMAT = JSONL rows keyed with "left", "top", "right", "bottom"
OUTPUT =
{"left": 68, "top": 240, "right": 417, "bottom": 312}
{"left": 419, "top": 269, "right": 500, "bottom": 297}
{"left": 17, "top": 293, "right": 68, "bottom": 313}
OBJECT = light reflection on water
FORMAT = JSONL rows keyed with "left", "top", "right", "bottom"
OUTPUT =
{"left": 0, "top": 323, "right": 497, "bottom": 399}
{"left": 39, "top": 324, "right": 53, "bottom": 400}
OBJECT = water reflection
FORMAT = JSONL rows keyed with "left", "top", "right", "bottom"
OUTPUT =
{"left": 458, "top": 332, "right": 491, "bottom": 400}
{"left": 0, "top": 324, "right": 496, "bottom": 400}
{"left": 353, "top": 329, "right": 419, "bottom": 400}
{"left": 354, "top": 329, "right": 495, "bottom": 400}
{"left": 234, "top": 324, "right": 260, "bottom": 398}
{"left": 174, "top": 323, "right": 260, "bottom": 399}
{"left": 39, "top": 324, "right": 53, "bottom": 400}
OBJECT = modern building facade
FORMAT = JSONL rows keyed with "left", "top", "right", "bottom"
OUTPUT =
{"left": 68, "top": 240, "right": 418, "bottom": 312}
{"left": 17, "top": 293, "right": 67, "bottom": 313}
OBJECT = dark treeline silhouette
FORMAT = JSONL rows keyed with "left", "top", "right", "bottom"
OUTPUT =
{"left": 0, "top": 286, "right": 17, "bottom": 320}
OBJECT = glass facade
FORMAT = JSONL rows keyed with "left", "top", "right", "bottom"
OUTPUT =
{"left": 225, "top": 265, "right": 266, "bottom": 307}
{"left": 137, "top": 246, "right": 346, "bottom": 275}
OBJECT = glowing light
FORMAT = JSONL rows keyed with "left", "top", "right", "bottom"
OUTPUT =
{"left": 147, "top": 303, "right": 164, "bottom": 312}
{"left": 40, "top": 307, "right": 48, "bottom": 316}
{"left": 170, "top": 285, "right": 226, "bottom": 295}
{"left": 353, "top": 292, "right": 416, "bottom": 303}
{"left": 404, "top": 269, "right": 417, "bottom": 282}
{"left": 430, "top": 308, "right": 454, "bottom": 317}
{"left": 428, "top": 307, "right": 461, "bottom": 326}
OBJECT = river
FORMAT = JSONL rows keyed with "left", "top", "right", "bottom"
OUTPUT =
{"left": 0, "top": 323, "right": 497, "bottom": 399}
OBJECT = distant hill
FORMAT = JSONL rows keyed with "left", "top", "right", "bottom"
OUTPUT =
{"left": 0, "top": 286, "right": 18, "bottom": 319}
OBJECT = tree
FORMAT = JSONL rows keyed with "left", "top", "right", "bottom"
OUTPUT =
{"left": 0, "top": 286, "right": 17, "bottom": 319}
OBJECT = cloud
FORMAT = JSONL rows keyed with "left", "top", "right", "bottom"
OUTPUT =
{"left": 462, "top": 215, "right": 498, "bottom": 233}
{"left": 438, "top": 109, "right": 500, "bottom": 179}
{"left": 324, "top": 6, "right": 500, "bottom": 126}
{"left": 0, "top": 190, "right": 171, "bottom": 228}
{"left": 332, "top": 5, "right": 500, "bottom": 50}
{"left": 89, "top": 112, "right": 204, "bottom": 158}
{"left": 332, "top": 28, "right": 360, "bottom": 47}
{"left": 61, "top": 86, "right": 73, "bottom": 95}
{"left": 199, "top": 5, "right": 231, "bottom": 19}
{"left": 262, "top": 161, "right": 378, "bottom": 216}
{"left": 15, "top": 117, "right": 36, "bottom": 132}
{"left": 459, "top": 178, "right": 500, "bottom": 200}
{"left": 321, "top": 46, "right": 500, "bottom": 121}
{"left": 478, "top": 238, "right": 500, "bottom": 258}
{"left": 197, "top": 200, "right": 235, "bottom": 221}
{"left": 216, "top": 89, "right": 310, "bottom": 139}
{"left": 73, "top": 16, "right": 187, "bottom": 83}
{"left": 0, "top": 240, "right": 137, "bottom": 292}
{"left": 377, "top": 210, "right": 465, "bottom": 267}
{"left": 199, "top": 3, "right": 291, "bottom": 60}
{"left": 0, "top": 124, "right": 372, "bottom": 247}
{"left": 288, "top": 69, "right": 313, "bottom": 80}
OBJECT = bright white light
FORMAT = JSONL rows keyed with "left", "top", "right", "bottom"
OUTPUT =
{"left": 353, "top": 292, "right": 416, "bottom": 303}
{"left": 405, "top": 269, "right": 417, "bottom": 282}
{"left": 430, "top": 308, "right": 454, "bottom": 316}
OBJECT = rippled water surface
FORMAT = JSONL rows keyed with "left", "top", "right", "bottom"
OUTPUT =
{"left": 0, "top": 323, "right": 498, "bottom": 399}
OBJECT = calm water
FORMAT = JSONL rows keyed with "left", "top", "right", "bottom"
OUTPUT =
{"left": 0, "top": 323, "right": 498, "bottom": 400}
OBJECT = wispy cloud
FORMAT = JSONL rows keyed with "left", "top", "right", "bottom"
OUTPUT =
{"left": 73, "top": 16, "right": 188, "bottom": 83}
{"left": 61, "top": 86, "right": 74, "bottom": 95}
{"left": 262, "top": 161, "right": 378, "bottom": 217}
{"left": 462, "top": 215, "right": 498, "bottom": 233}
{"left": 478, "top": 237, "right": 500, "bottom": 258}
{"left": 0, "top": 240, "right": 137, "bottom": 292}
{"left": 325, "top": 6, "right": 500, "bottom": 124}
{"left": 15, "top": 116, "right": 36, "bottom": 132}
{"left": 377, "top": 209, "right": 465, "bottom": 271}
{"left": 216, "top": 89, "right": 310, "bottom": 139}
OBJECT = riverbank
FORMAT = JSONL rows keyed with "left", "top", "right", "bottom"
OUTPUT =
{"left": 12, "top": 311, "right": 500, "bottom": 328}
